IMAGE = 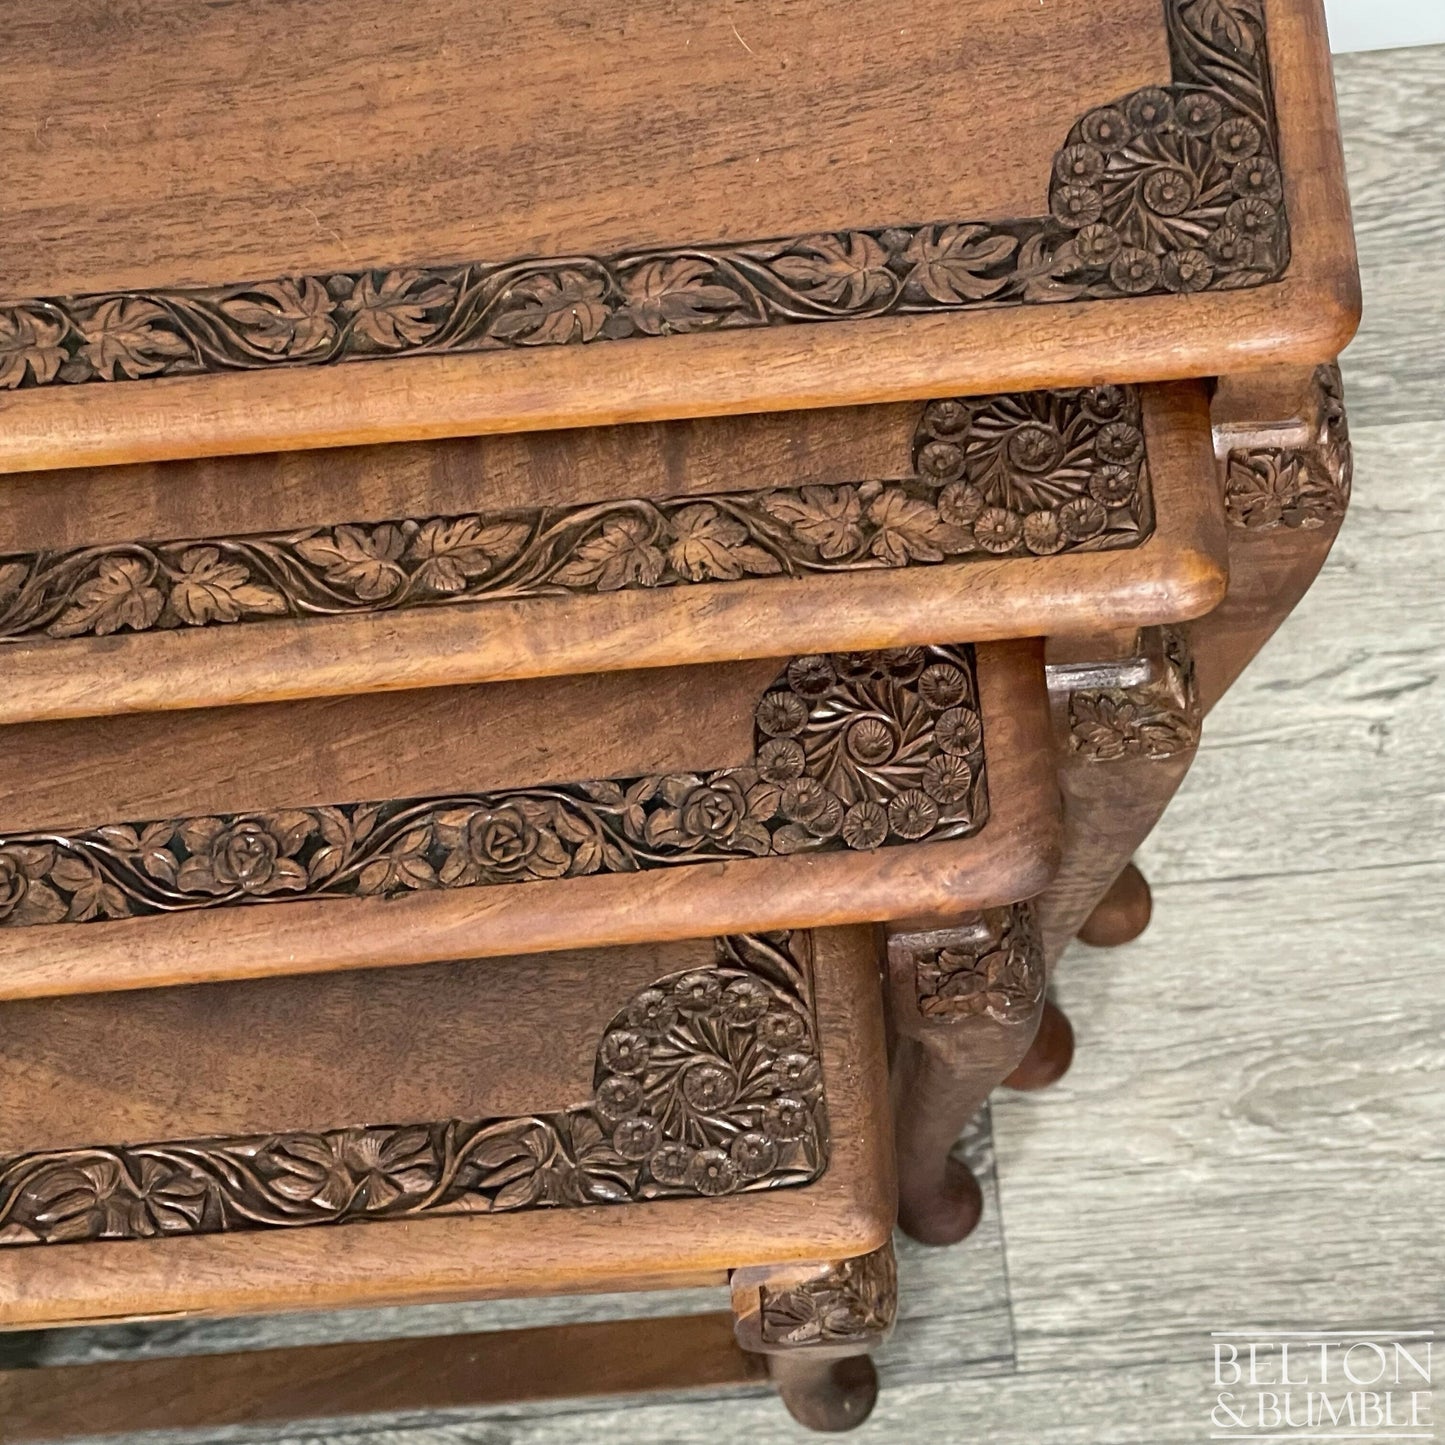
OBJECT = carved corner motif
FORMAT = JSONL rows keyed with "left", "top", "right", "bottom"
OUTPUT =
{"left": 1068, "top": 626, "right": 1200, "bottom": 762}
{"left": 0, "top": 933, "right": 827, "bottom": 1248}
{"left": 898, "top": 904, "right": 1045, "bottom": 1025}
{"left": 908, "top": 385, "right": 1153, "bottom": 561}
{"left": 748, "top": 1243, "right": 899, "bottom": 1352}
{"left": 0, "top": 386, "right": 1153, "bottom": 646}
{"left": 0, "top": 645, "right": 988, "bottom": 930}
{"left": 1224, "top": 364, "right": 1352, "bottom": 532}
{"left": 0, "top": 1, "right": 1286, "bottom": 392}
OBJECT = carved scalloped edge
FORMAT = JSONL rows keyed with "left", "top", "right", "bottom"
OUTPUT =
{"left": 0, "top": 0, "right": 1286, "bottom": 392}
{"left": 0, "top": 932, "right": 826, "bottom": 1248}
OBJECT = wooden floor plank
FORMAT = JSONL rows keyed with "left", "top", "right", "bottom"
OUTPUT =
{"left": 1335, "top": 46, "right": 1445, "bottom": 427}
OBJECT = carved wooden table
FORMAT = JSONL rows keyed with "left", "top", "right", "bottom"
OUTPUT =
{"left": 0, "top": 928, "right": 900, "bottom": 1432}
{"left": 0, "top": 0, "right": 1359, "bottom": 1434}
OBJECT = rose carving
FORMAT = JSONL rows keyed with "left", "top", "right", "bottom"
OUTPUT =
{"left": 0, "top": 845, "right": 67, "bottom": 926}
{"left": 174, "top": 814, "right": 312, "bottom": 896}
{"left": 435, "top": 803, "right": 571, "bottom": 887}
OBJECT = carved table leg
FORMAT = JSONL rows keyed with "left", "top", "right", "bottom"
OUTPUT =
{"left": 885, "top": 906, "right": 1044, "bottom": 1245}
{"left": 731, "top": 1241, "right": 897, "bottom": 1432}
{"left": 1010, "top": 366, "right": 1352, "bottom": 1085}
{"left": 1198, "top": 362, "right": 1352, "bottom": 712}
{"left": 1036, "top": 625, "right": 1202, "bottom": 963}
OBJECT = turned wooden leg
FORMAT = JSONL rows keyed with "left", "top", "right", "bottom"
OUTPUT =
{"left": 731, "top": 1241, "right": 896, "bottom": 1432}
{"left": 885, "top": 906, "right": 1044, "bottom": 1245}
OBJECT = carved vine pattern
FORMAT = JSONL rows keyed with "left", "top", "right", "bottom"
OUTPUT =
{"left": 0, "top": 646, "right": 987, "bottom": 929}
{"left": 0, "top": 392, "right": 1148, "bottom": 642}
{"left": 1225, "top": 365, "right": 1352, "bottom": 531}
{"left": 0, "top": 389, "right": 1150, "bottom": 643}
{"left": 1069, "top": 627, "right": 1200, "bottom": 761}
{"left": 0, "top": 933, "right": 827, "bottom": 1248}
{"left": 758, "top": 1244, "right": 898, "bottom": 1347}
{"left": 913, "top": 904, "right": 1044, "bottom": 1024}
{"left": 0, "top": 0, "right": 1286, "bottom": 391}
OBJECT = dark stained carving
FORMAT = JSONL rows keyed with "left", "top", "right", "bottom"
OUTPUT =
{"left": 0, "top": 0, "right": 1285, "bottom": 392}
{"left": 1225, "top": 365, "right": 1352, "bottom": 531}
{"left": 0, "top": 393, "right": 1150, "bottom": 647}
{"left": 0, "top": 388, "right": 1151, "bottom": 644}
{"left": 908, "top": 386, "right": 1152, "bottom": 560}
{"left": 908, "top": 905, "right": 1045, "bottom": 1024}
{"left": 0, "top": 646, "right": 988, "bottom": 929}
{"left": 1069, "top": 626, "right": 1200, "bottom": 761}
{"left": 0, "top": 933, "right": 826, "bottom": 1247}
{"left": 757, "top": 1244, "right": 898, "bottom": 1348}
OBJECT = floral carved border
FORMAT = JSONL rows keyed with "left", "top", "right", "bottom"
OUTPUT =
{"left": 0, "top": 388, "right": 1151, "bottom": 643}
{"left": 0, "top": 645, "right": 987, "bottom": 929}
{"left": 757, "top": 1244, "right": 899, "bottom": 1348}
{"left": 0, "top": 933, "right": 827, "bottom": 1247}
{"left": 1224, "top": 364, "right": 1352, "bottom": 531}
{"left": 909, "top": 904, "right": 1045, "bottom": 1024}
{"left": 1068, "top": 626, "right": 1200, "bottom": 761}
{"left": 0, "top": 0, "right": 1286, "bottom": 391}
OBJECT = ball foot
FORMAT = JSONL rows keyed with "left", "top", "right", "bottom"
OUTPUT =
{"left": 771, "top": 1353, "right": 880, "bottom": 1433}
{"left": 899, "top": 1152, "right": 984, "bottom": 1247}
{"left": 1003, "top": 1000, "right": 1074, "bottom": 1092}
{"left": 1077, "top": 862, "right": 1152, "bottom": 947}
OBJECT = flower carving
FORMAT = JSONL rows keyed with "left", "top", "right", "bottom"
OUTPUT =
{"left": 0, "top": 644, "right": 987, "bottom": 928}
{"left": 1069, "top": 628, "right": 1199, "bottom": 761}
{"left": 758, "top": 1246, "right": 898, "bottom": 1347}
{"left": 174, "top": 814, "right": 313, "bottom": 896}
{"left": 910, "top": 904, "right": 1045, "bottom": 1023}
{"left": 0, "top": 935, "right": 828, "bottom": 1247}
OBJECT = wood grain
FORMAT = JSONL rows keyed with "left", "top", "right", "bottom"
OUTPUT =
{"left": 0, "top": 383, "right": 1224, "bottom": 724}
{"left": 0, "top": 924, "right": 895, "bottom": 1329}
{"left": 0, "top": 939, "right": 717, "bottom": 1152}
{"left": 0, "top": 641, "right": 1060, "bottom": 1000}
{"left": 0, "top": 0, "right": 1357, "bottom": 471}
{"left": 0, "top": 1312, "right": 766, "bottom": 1443}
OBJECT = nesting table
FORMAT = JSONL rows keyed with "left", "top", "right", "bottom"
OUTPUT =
{"left": 0, "top": 0, "right": 1357, "bottom": 1433}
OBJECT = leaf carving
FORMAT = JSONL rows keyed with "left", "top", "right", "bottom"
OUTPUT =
{"left": 218, "top": 279, "right": 338, "bottom": 356}
{"left": 620, "top": 258, "right": 744, "bottom": 335}
{"left": 168, "top": 547, "right": 287, "bottom": 625}
{"left": 552, "top": 517, "right": 666, "bottom": 591}
{"left": 342, "top": 272, "right": 455, "bottom": 349}
{"left": 294, "top": 525, "right": 408, "bottom": 601}
{"left": 48, "top": 557, "right": 165, "bottom": 638}
{"left": 770, "top": 233, "right": 893, "bottom": 309}
{"left": 489, "top": 271, "right": 610, "bottom": 345}
{"left": 903, "top": 226, "right": 1018, "bottom": 304}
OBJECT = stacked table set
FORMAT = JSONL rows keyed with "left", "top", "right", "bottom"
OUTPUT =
{"left": 0, "top": 0, "right": 1357, "bottom": 1434}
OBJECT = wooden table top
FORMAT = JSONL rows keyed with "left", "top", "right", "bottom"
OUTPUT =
{"left": 0, "top": 0, "right": 1356, "bottom": 470}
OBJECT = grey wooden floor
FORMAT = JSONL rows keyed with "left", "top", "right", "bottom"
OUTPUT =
{"left": 8, "top": 43, "right": 1444, "bottom": 1445}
